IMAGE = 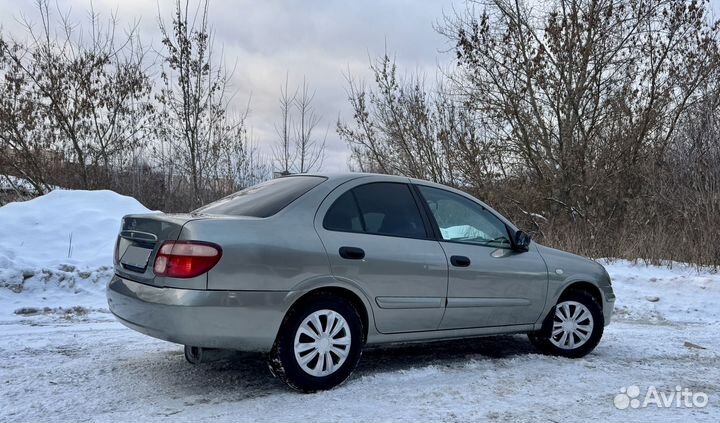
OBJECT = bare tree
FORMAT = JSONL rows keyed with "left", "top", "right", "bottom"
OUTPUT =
{"left": 0, "top": 0, "right": 268, "bottom": 211}
{"left": 651, "top": 84, "right": 720, "bottom": 264}
{"left": 0, "top": 32, "right": 49, "bottom": 194}
{"left": 0, "top": 0, "right": 153, "bottom": 191}
{"left": 272, "top": 75, "right": 326, "bottom": 174}
{"left": 272, "top": 74, "right": 296, "bottom": 174}
{"left": 339, "top": 0, "right": 720, "bottom": 265}
{"left": 294, "top": 77, "right": 326, "bottom": 173}
{"left": 439, "top": 0, "right": 720, "bottom": 222}
{"left": 155, "top": 0, "right": 264, "bottom": 207}
{"left": 338, "top": 54, "right": 490, "bottom": 187}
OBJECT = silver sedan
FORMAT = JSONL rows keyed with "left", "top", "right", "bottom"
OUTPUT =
{"left": 107, "top": 173, "right": 615, "bottom": 392}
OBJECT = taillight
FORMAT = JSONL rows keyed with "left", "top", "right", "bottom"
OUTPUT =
{"left": 153, "top": 241, "right": 222, "bottom": 278}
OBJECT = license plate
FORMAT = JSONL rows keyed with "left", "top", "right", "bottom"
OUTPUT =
{"left": 121, "top": 245, "right": 152, "bottom": 269}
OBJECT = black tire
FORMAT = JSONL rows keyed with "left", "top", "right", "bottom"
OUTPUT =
{"left": 268, "top": 292, "right": 364, "bottom": 392}
{"left": 184, "top": 345, "right": 202, "bottom": 364}
{"left": 528, "top": 290, "right": 604, "bottom": 358}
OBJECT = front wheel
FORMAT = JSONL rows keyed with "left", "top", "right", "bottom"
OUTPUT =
{"left": 269, "top": 293, "right": 363, "bottom": 392}
{"left": 528, "top": 290, "right": 604, "bottom": 358}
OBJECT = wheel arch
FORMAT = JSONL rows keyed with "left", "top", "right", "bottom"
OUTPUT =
{"left": 559, "top": 280, "right": 603, "bottom": 305}
{"left": 283, "top": 279, "right": 374, "bottom": 343}
{"left": 535, "top": 277, "right": 605, "bottom": 330}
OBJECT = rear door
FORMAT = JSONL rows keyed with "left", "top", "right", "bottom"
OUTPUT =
{"left": 414, "top": 184, "right": 548, "bottom": 329}
{"left": 315, "top": 178, "right": 448, "bottom": 333}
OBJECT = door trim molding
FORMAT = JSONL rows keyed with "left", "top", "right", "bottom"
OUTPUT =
{"left": 375, "top": 296, "right": 444, "bottom": 309}
{"left": 446, "top": 297, "right": 531, "bottom": 308}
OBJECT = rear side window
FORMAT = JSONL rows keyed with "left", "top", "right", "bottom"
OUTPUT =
{"left": 323, "top": 182, "right": 428, "bottom": 239}
{"left": 194, "top": 176, "right": 326, "bottom": 217}
{"left": 324, "top": 191, "right": 364, "bottom": 232}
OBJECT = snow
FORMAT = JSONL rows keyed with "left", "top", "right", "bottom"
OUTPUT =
{"left": 0, "top": 189, "right": 152, "bottom": 314}
{"left": 603, "top": 259, "right": 720, "bottom": 325}
{"left": 0, "top": 174, "right": 40, "bottom": 192}
{"left": 0, "top": 190, "right": 719, "bottom": 422}
{"left": 0, "top": 174, "right": 61, "bottom": 194}
{"left": 529, "top": 212, "right": 547, "bottom": 221}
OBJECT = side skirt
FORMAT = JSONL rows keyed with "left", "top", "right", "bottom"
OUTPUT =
{"left": 365, "top": 323, "right": 537, "bottom": 346}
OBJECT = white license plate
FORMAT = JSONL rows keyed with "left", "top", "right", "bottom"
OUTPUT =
{"left": 121, "top": 245, "right": 152, "bottom": 269}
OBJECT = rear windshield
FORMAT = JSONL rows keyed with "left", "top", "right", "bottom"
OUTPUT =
{"left": 193, "top": 176, "right": 326, "bottom": 217}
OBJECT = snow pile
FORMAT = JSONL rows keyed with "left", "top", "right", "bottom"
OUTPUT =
{"left": 0, "top": 190, "right": 151, "bottom": 314}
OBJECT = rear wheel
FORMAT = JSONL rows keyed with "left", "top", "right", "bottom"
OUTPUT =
{"left": 269, "top": 293, "right": 363, "bottom": 392}
{"left": 528, "top": 290, "right": 604, "bottom": 358}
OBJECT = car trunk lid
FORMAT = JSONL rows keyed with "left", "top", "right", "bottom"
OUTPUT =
{"left": 114, "top": 213, "right": 202, "bottom": 285}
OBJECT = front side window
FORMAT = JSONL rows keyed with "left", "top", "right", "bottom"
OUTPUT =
{"left": 417, "top": 185, "right": 511, "bottom": 248}
{"left": 193, "top": 176, "right": 326, "bottom": 218}
{"left": 323, "top": 182, "right": 428, "bottom": 239}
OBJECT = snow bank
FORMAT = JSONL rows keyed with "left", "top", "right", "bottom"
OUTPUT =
{"left": 0, "top": 190, "right": 151, "bottom": 314}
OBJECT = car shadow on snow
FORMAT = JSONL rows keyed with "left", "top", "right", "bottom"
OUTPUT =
{"left": 356, "top": 334, "right": 537, "bottom": 375}
{"left": 136, "top": 335, "right": 537, "bottom": 397}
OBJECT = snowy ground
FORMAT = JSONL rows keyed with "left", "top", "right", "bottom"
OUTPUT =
{"left": 1, "top": 191, "right": 719, "bottom": 422}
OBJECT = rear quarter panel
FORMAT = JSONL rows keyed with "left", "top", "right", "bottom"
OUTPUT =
{"left": 181, "top": 178, "right": 343, "bottom": 291}
{"left": 183, "top": 218, "right": 330, "bottom": 292}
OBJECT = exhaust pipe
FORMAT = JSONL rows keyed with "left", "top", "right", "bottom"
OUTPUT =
{"left": 184, "top": 345, "right": 234, "bottom": 364}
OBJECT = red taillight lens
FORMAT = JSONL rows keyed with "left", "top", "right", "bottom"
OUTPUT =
{"left": 153, "top": 241, "right": 222, "bottom": 278}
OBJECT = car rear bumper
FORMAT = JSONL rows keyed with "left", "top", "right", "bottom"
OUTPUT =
{"left": 106, "top": 275, "right": 289, "bottom": 352}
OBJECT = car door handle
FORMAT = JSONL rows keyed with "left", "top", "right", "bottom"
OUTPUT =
{"left": 339, "top": 246, "right": 365, "bottom": 260}
{"left": 450, "top": 255, "right": 471, "bottom": 267}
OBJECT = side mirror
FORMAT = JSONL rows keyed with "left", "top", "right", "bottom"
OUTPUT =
{"left": 512, "top": 230, "right": 531, "bottom": 252}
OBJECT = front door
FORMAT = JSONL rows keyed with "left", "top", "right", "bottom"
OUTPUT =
{"left": 315, "top": 179, "right": 448, "bottom": 333}
{"left": 415, "top": 184, "right": 548, "bottom": 329}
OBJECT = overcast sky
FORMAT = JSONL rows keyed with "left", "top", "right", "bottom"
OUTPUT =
{"left": 1, "top": 0, "right": 719, "bottom": 172}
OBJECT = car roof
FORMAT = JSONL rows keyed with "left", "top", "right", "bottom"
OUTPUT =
{"left": 293, "top": 172, "right": 459, "bottom": 191}
{"left": 293, "top": 172, "right": 445, "bottom": 185}
{"left": 296, "top": 172, "right": 405, "bottom": 182}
